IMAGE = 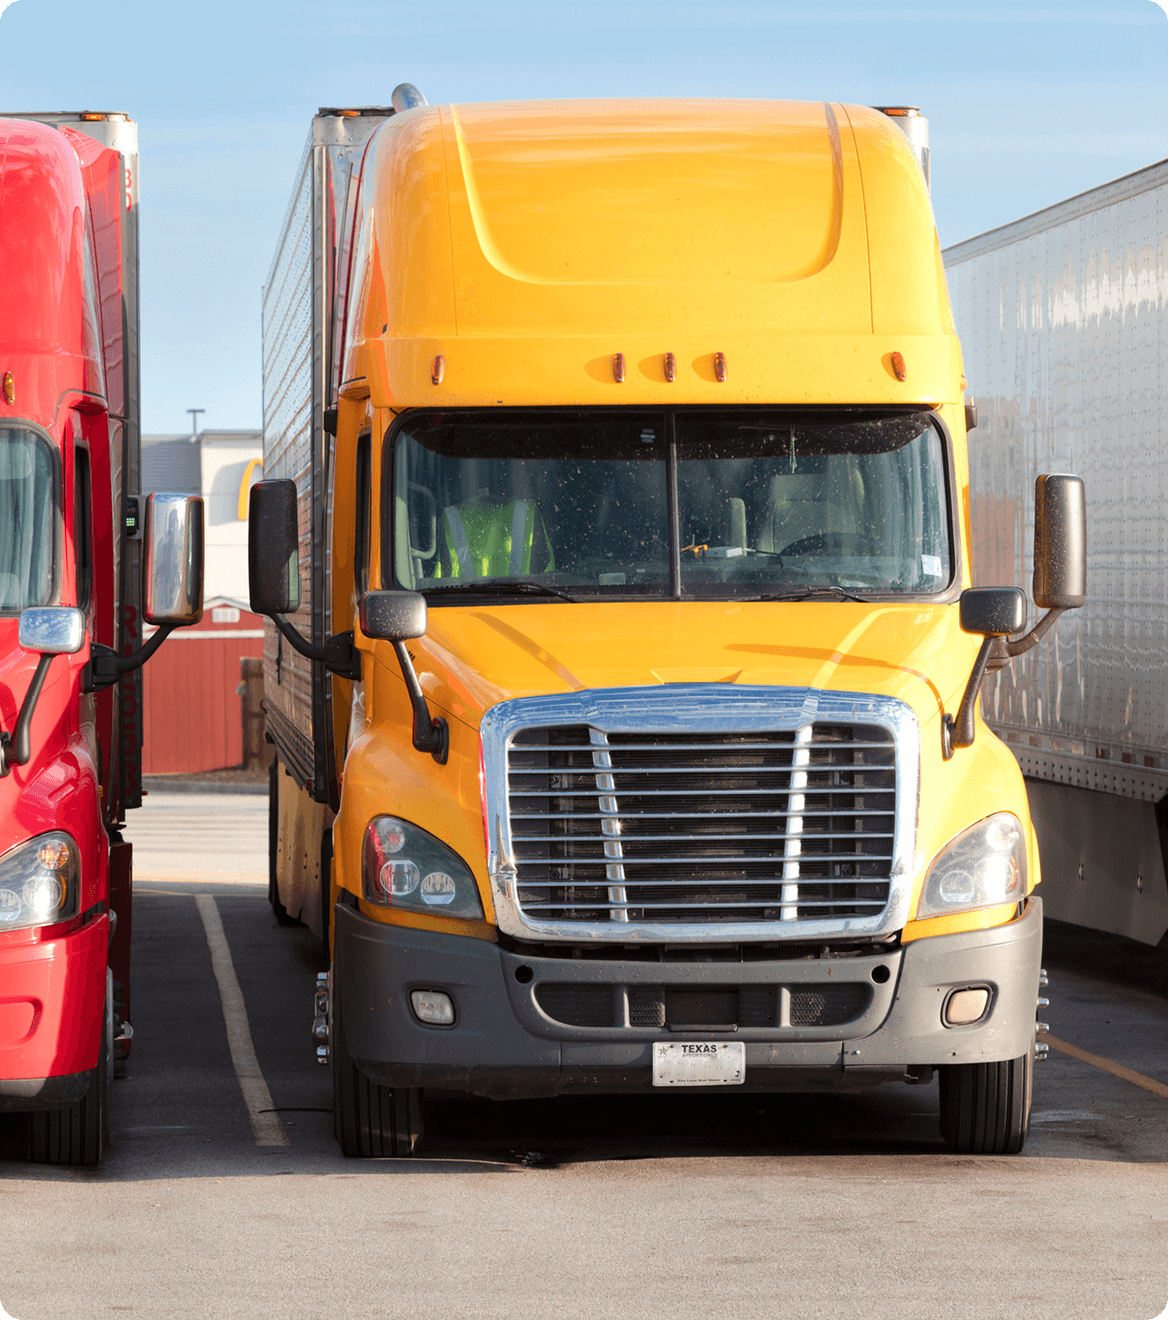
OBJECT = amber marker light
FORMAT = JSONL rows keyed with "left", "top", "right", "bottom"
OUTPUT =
{"left": 890, "top": 351, "right": 906, "bottom": 382}
{"left": 613, "top": 352, "right": 626, "bottom": 383}
{"left": 714, "top": 352, "right": 727, "bottom": 382}
{"left": 80, "top": 113, "right": 105, "bottom": 121}
{"left": 663, "top": 352, "right": 676, "bottom": 382}
{"left": 431, "top": 354, "right": 445, "bottom": 385}
{"left": 2, "top": 372, "right": 13, "bottom": 404}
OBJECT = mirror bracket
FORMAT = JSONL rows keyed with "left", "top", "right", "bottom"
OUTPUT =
{"left": 83, "top": 625, "right": 176, "bottom": 694}
{"left": 0, "top": 653, "right": 56, "bottom": 775}
{"left": 942, "top": 636, "right": 995, "bottom": 760}
{"left": 988, "top": 607, "right": 1067, "bottom": 668}
{"left": 391, "top": 641, "right": 448, "bottom": 764}
{"left": 269, "top": 614, "right": 361, "bottom": 682}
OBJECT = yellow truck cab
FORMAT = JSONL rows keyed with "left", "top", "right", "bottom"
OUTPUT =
{"left": 253, "top": 88, "right": 1086, "bottom": 1157}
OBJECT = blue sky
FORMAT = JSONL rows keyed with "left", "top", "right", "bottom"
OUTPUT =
{"left": 2, "top": 0, "right": 1167, "bottom": 431}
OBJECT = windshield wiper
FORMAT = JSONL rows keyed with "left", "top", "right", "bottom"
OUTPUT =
{"left": 424, "top": 579, "right": 578, "bottom": 603}
{"left": 749, "top": 586, "right": 869, "bottom": 603}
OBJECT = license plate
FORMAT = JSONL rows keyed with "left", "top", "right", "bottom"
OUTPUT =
{"left": 652, "top": 1041, "right": 745, "bottom": 1087}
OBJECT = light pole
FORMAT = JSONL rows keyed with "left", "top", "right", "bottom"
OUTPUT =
{"left": 187, "top": 408, "right": 204, "bottom": 442}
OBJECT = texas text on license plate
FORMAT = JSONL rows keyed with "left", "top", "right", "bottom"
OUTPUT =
{"left": 652, "top": 1041, "right": 745, "bottom": 1087}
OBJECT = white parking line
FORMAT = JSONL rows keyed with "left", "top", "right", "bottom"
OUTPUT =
{"left": 194, "top": 895, "right": 290, "bottom": 1148}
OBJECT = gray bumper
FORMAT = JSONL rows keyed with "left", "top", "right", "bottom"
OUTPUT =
{"left": 334, "top": 898, "right": 1042, "bottom": 1100}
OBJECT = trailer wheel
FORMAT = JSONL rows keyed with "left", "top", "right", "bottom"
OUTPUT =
{"left": 332, "top": 977, "right": 422, "bottom": 1158}
{"left": 938, "top": 1044, "right": 1032, "bottom": 1154}
{"left": 268, "top": 757, "right": 295, "bottom": 926}
{"left": 26, "top": 1010, "right": 108, "bottom": 1167}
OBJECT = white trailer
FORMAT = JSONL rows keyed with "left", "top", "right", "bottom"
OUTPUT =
{"left": 945, "top": 162, "right": 1168, "bottom": 945}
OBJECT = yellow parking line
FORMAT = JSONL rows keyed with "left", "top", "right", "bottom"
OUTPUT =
{"left": 1042, "top": 1033, "right": 1168, "bottom": 1101}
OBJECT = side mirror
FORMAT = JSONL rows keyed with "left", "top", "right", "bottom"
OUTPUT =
{"left": 359, "top": 591, "right": 427, "bottom": 643}
{"left": 249, "top": 479, "right": 300, "bottom": 615}
{"left": 959, "top": 587, "right": 1026, "bottom": 637}
{"left": 358, "top": 591, "right": 446, "bottom": 763}
{"left": 3, "top": 606, "right": 88, "bottom": 773}
{"left": 1034, "top": 474, "right": 1086, "bottom": 609}
{"left": 144, "top": 493, "right": 204, "bottom": 626}
{"left": 18, "top": 607, "right": 85, "bottom": 655}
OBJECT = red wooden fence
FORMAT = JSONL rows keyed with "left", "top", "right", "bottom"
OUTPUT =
{"left": 141, "top": 607, "right": 265, "bottom": 774}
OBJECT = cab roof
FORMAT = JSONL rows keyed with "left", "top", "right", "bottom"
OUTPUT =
{"left": 342, "top": 98, "right": 961, "bottom": 410}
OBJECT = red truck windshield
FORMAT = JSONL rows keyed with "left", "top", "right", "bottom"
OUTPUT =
{"left": 388, "top": 408, "right": 952, "bottom": 601}
{"left": 0, "top": 428, "right": 58, "bottom": 612}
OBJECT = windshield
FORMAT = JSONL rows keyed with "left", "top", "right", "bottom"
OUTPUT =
{"left": 0, "top": 428, "right": 58, "bottom": 612}
{"left": 389, "top": 409, "right": 952, "bottom": 601}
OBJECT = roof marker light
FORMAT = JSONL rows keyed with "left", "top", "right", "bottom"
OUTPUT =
{"left": 80, "top": 113, "right": 105, "bottom": 122}
{"left": 663, "top": 352, "right": 676, "bottom": 382}
{"left": 2, "top": 373, "right": 13, "bottom": 404}
{"left": 890, "top": 351, "right": 906, "bottom": 382}
{"left": 714, "top": 352, "right": 727, "bottom": 383}
{"left": 613, "top": 352, "right": 625, "bottom": 383}
{"left": 431, "top": 354, "right": 445, "bottom": 385}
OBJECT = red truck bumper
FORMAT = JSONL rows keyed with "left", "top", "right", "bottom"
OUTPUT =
{"left": 0, "top": 915, "right": 107, "bottom": 1105}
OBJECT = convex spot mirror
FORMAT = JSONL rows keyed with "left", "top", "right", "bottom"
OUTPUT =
{"left": 18, "top": 607, "right": 85, "bottom": 655}
{"left": 144, "top": 493, "right": 204, "bottom": 626}
{"left": 359, "top": 591, "right": 427, "bottom": 643}
{"left": 248, "top": 479, "right": 300, "bottom": 616}
{"left": 1034, "top": 474, "right": 1087, "bottom": 610}
{"left": 959, "top": 587, "right": 1026, "bottom": 637}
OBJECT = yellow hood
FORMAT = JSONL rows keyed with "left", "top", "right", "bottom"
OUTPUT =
{"left": 390, "top": 600, "right": 982, "bottom": 736}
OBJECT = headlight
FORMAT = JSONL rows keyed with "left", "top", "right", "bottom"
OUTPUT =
{"left": 916, "top": 813, "right": 1027, "bottom": 920}
{"left": 362, "top": 817, "right": 483, "bottom": 920}
{"left": 0, "top": 831, "right": 80, "bottom": 932}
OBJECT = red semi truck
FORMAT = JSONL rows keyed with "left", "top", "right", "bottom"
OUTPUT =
{"left": 0, "top": 114, "right": 203, "bottom": 1165}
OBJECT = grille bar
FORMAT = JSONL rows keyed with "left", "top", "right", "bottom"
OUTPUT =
{"left": 512, "top": 741, "right": 893, "bottom": 755}
{"left": 522, "top": 899, "right": 888, "bottom": 912}
{"left": 509, "top": 786, "right": 892, "bottom": 799}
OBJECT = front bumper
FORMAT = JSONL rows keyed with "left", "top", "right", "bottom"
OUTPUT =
{"left": 0, "top": 915, "right": 107, "bottom": 1104}
{"left": 335, "top": 898, "right": 1042, "bottom": 1100}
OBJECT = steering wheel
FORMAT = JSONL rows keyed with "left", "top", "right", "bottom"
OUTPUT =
{"left": 779, "top": 532, "right": 873, "bottom": 558}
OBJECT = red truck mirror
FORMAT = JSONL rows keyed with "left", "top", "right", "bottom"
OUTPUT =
{"left": 1, "top": 607, "right": 88, "bottom": 773}
{"left": 18, "top": 606, "right": 85, "bottom": 655}
{"left": 143, "top": 492, "right": 204, "bottom": 627}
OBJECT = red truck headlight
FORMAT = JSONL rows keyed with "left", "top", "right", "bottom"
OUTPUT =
{"left": 0, "top": 831, "right": 80, "bottom": 932}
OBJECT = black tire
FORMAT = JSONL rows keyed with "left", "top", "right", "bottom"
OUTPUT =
{"left": 939, "top": 1045, "right": 1033, "bottom": 1154}
{"left": 268, "top": 757, "right": 296, "bottom": 926}
{"left": 26, "top": 1015, "right": 108, "bottom": 1166}
{"left": 332, "top": 976, "right": 422, "bottom": 1158}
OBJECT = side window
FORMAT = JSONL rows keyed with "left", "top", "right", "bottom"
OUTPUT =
{"left": 354, "top": 431, "right": 371, "bottom": 595}
{"left": 74, "top": 445, "right": 92, "bottom": 610}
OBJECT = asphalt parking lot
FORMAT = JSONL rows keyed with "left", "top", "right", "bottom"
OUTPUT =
{"left": 1, "top": 790, "right": 1166, "bottom": 1320}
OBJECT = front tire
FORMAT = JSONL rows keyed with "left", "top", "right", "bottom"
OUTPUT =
{"left": 332, "top": 977, "right": 422, "bottom": 1158}
{"left": 26, "top": 1017, "right": 108, "bottom": 1167}
{"left": 939, "top": 1045, "right": 1033, "bottom": 1154}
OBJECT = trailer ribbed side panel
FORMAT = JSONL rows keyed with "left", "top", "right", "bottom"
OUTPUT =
{"left": 945, "top": 161, "right": 1168, "bottom": 803}
{"left": 262, "top": 137, "right": 317, "bottom": 785}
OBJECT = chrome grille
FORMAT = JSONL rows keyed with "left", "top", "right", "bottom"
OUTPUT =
{"left": 507, "top": 723, "right": 896, "bottom": 926}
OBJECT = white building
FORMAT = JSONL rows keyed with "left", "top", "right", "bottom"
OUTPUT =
{"left": 141, "top": 429, "right": 263, "bottom": 610}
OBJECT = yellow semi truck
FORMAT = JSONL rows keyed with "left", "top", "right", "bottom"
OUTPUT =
{"left": 253, "top": 87, "right": 1085, "bottom": 1157}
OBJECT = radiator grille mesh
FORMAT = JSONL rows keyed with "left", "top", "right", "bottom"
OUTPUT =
{"left": 508, "top": 723, "right": 896, "bottom": 928}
